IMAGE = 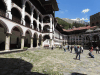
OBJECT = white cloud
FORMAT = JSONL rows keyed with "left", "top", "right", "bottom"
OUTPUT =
{"left": 81, "top": 18, "right": 88, "bottom": 20}
{"left": 82, "top": 8, "right": 90, "bottom": 13}
{"left": 60, "top": 11, "right": 64, "bottom": 13}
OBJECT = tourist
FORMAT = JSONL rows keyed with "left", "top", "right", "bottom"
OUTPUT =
{"left": 96, "top": 46, "right": 99, "bottom": 54}
{"left": 68, "top": 45, "right": 70, "bottom": 51}
{"left": 74, "top": 45, "right": 77, "bottom": 53}
{"left": 90, "top": 45, "right": 93, "bottom": 53}
{"left": 81, "top": 46, "right": 84, "bottom": 53}
{"left": 89, "top": 50, "right": 94, "bottom": 58}
{"left": 63, "top": 45, "right": 66, "bottom": 52}
{"left": 76, "top": 46, "right": 81, "bottom": 60}
{"left": 70, "top": 45, "right": 73, "bottom": 53}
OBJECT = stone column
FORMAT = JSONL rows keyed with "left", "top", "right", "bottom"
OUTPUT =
{"left": 5, "top": 33, "right": 11, "bottom": 51}
{"left": 6, "top": 0, "right": 12, "bottom": 19}
{"left": 21, "top": 36, "right": 25, "bottom": 49}
{"left": 50, "top": 16, "right": 52, "bottom": 33}
{"left": 31, "top": 38, "right": 33, "bottom": 48}
{"left": 31, "top": 11, "right": 33, "bottom": 29}
{"left": 21, "top": 4, "right": 25, "bottom": 25}
{"left": 37, "top": 13, "right": 39, "bottom": 31}
{"left": 41, "top": 17, "right": 43, "bottom": 32}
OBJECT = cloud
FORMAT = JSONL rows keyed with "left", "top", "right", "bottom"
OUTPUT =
{"left": 82, "top": 8, "right": 90, "bottom": 13}
{"left": 81, "top": 18, "right": 88, "bottom": 20}
{"left": 60, "top": 11, "right": 64, "bottom": 13}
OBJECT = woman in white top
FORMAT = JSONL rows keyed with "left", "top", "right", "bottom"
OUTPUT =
{"left": 81, "top": 46, "right": 83, "bottom": 53}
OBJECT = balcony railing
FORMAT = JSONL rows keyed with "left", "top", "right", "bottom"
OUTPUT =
{"left": 12, "top": 16, "right": 21, "bottom": 24}
{"left": 0, "top": 9, "right": 6, "bottom": 17}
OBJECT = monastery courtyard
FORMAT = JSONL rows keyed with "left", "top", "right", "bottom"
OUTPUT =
{"left": 0, "top": 48, "right": 100, "bottom": 75}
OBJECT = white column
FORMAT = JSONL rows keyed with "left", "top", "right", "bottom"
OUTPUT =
{"left": 37, "top": 13, "right": 39, "bottom": 31}
{"left": 31, "top": 11, "right": 33, "bottom": 29}
{"left": 31, "top": 38, "right": 33, "bottom": 48}
{"left": 21, "top": 4, "right": 25, "bottom": 25}
{"left": 21, "top": 36, "right": 25, "bottom": 49}
{"left": 50, "top": 16, "right": 52, "bottom": 32}
{"left": 41, "top": 17, "right": 43, "bottom": 32}
{"left": 6, "top": 0, "right": 12, "bottom": 19}
{"left": 5, "top": 33, "right": 11, "bottom": 51}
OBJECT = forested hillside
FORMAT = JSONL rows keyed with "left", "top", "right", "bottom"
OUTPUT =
{"left": 56, "top": 17, "right": 85, "bottom": 29}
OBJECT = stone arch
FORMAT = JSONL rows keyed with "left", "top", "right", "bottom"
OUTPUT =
{"left": 92, "top": 35, "right": 99, "bottom": 47}
{"left": 33, "top": 32, "right": 38, "bottom": 47}
{"left": 0, "top": 20, "right": 9, "bottom": 50}
{"left": 39, "top": 24, "right": 41, "bottom": 32}
{"left": 92, "top": 23, "right": 94, "bottom": 26}
{"left": 12, "top": 0, "right": 22, "bottom": 8}
{"left": 43, "top": 35, "right": 50, "bottom": 41}
{"left": 43, "top": 16, "right": 50, "bottom": 23}
{"left": 43, "top": 25, "right": 50, "bottom": 33}
{"left": 25, "top": 1, "right": 32, "bottom": 15}
{"left": 11, "top": 7, "right": 22, "bottom": 24}
{"left": 33, "top": 20, "right": 37, "bottom": 30}
{"left": 39, "top": 34, "right": 42, "bottom": 46}
{"left": 25, "top": 15, "right": 31, "bottom": 28}
{"left": 0, "top": 20, "right": 9, "bottom": 33}
{"left": 11, "top": 25, "right": 23, "bottom": 35}
{"left": 25, "top": 29, "right": 32, "bottom": 37}
{"left": 96, "top": 22, "right": 99, "bottom": 25}
{"left": 10, "top": 26, "right": 23, "bottom": 49}
{"left": 0, "top": 0, "right": 7, "bottom": 17}
{"left": 33, "top": 9, "right": 38, "bottom": 19}
{"left": 24, "top": 29, "right": 32, "bottom": 48}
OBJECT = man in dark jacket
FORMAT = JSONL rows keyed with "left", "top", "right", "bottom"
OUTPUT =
{"left": 76, "top": 46, "right": 81, "bottom": 60}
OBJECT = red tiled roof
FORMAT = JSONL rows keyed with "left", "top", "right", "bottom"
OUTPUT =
{"left": 63, "top": 26, "right": 97, "bottom": 32}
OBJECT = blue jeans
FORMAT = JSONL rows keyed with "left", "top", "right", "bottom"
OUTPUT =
{"left": 76, "top": 53, "right": 80, "bottom": 60}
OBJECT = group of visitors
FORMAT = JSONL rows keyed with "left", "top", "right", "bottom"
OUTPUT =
{"left": 63, "top": 45, "right": 83, "bottom": 60}
{"left": 62, "top": 44, "right": 100, "bottom": 60}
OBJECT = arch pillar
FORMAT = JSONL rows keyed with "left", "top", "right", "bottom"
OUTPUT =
{"left": 21, "top": 5, "right": 25, "bottom": 25}
{"left": 41, "top": 17, "right": 43, "bottom": 32}
{"left": 5, "top": 33, "right": 11, "bottom": 51}
{"left": 50, "top": 16, "right": 53, "bottom": 32}
{"left": 31, "top": 11, "right": 33, "bottom": 29}
{"left": 37, "top": 13, "right": 39, "bottom": 31}
{"left": 37, "top": 38, "right": 39, "bottom": 47}
{"left": 31, "top": 37, "right": 33, "bottom": 48}
{"left": 21, "top": 36, "right": 25, "bottom": 49}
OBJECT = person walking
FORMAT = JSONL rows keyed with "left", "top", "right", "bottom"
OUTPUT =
{"left": 96, "top": 46, "right": 99, "bottom": 54}
{"left": 70, "top": 45, "right": 73, "bottom": 53}
{"left": 76, "top": 46, "right": 81, "bottom": 60}
{"left": 68, "top": 45, "right": 70, "bottom": 51}
{"left": 63, "top": 45, "right": 66, "bottom": 52}
{"left": 74, "top": 45, "right": 77, "bottom": 53}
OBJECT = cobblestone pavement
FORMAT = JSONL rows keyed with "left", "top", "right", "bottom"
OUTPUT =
{"left": 0, "top": 48, "right": 100, "bottom": 75}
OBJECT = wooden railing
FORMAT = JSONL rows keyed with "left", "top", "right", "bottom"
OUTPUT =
{"left": 0, "top": 9, "right": 6, "bottom": 17}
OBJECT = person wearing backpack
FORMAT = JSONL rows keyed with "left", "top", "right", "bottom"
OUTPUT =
{"left": 76, "top": 46, "right": 81, "bottom": 60}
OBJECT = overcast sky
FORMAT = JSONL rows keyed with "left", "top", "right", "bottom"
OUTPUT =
{"left": 55, "top": 0, "right": 100, "bottom": 22}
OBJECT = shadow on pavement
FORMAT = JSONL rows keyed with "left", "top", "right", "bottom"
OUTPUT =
{"left": 0, "top": 58, "right": 48, "bottom": 75}
{"left": 71, "top": 72, "right": 87, "bottom": 75}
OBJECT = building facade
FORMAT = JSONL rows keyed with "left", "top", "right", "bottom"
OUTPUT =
{"left": 0, "top": 0, "right": 67, "bottom": 51}
{"left": 90, "top": 12, "right": 100, "bottom": 26}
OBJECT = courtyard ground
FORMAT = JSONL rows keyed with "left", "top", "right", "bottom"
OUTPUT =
{"left": 0, "top": 48, "right": 100, "bottom": 75}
